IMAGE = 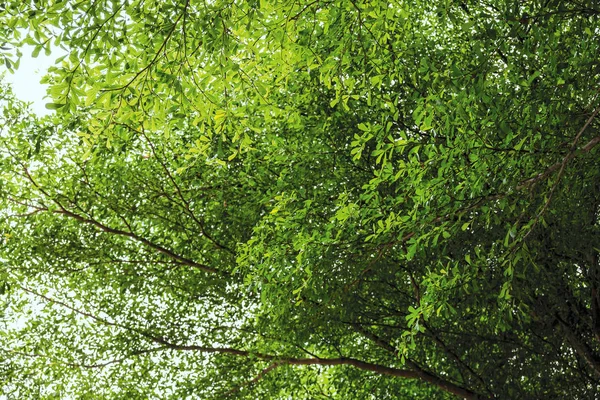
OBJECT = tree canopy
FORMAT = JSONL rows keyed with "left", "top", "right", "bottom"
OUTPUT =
{"left": 1, "top": 0, "right": 599, "bottom": 398}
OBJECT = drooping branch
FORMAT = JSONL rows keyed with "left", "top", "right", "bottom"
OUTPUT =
{"left": 55, "top": 203, "right": 223, "bottom": 275}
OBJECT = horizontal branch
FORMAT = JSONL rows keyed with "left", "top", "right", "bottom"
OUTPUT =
{"left": 17, "top": 286, "right": 477, "bottom": 398}
{"left": 1, "top": 346, "right": 165, "bottom": 369}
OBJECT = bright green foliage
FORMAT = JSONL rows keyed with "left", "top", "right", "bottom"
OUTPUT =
{"left": 1, "top": 1, "right": 600, "bottom": 398}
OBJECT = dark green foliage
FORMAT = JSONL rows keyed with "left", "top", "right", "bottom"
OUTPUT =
{"left": 1, "top": 1, "right": 599, "bottom": 398}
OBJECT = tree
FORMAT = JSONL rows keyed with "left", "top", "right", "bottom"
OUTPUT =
{"left": 0, "top": 0, "right": 599, "bottom": 398}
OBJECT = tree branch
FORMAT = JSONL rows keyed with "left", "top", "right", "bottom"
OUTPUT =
{"left": 18, "top": 164, "right": 226, "bottom": 276}
{"left": 136, "top": 125, "right": 235, "bottom": 254}
{"left": 556, "top": 314, "right": 600, "bottom": 378}
{"left": 17, "top": 285, "right": 483, "bottom": 398}
{"left": 351, "top": 324, "right": 491, "bottom": 399}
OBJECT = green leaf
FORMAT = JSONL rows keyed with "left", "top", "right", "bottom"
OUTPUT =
{"left": 357, "top": 123, "right": 369, "bottom": 131}
{"left": 0, "top": 2, "right": 597, "bottom": 398}
{"left": 31, "top": 45, "right": 42, "bottom": 58}
{"left": 44, "top": 102, "right": 66, "bottom": 110}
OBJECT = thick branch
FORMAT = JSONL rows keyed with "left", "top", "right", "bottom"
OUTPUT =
{"left": 518, "top": 133, "right": 600, "bottom": 190}
{"left": 351, "top": 324, "right": 490, "bottom": 399}
{"left": 18, "top": 286, "right": 481, "bottom": 398}
{"left": 556, "top": 314, "right": 600, "bottom": 378}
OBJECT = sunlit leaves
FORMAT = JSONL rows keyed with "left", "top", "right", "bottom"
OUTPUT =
{"left": 1, "top": 0, "right": 600, "bottom": 399}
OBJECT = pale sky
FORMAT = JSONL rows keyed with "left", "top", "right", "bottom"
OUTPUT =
{"left": 2, "top": 47, "right": 65, "bottom": 116}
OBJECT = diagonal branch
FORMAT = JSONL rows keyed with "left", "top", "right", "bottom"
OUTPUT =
{"left": 18, "top": 165, "right": 226, "bottom": 276}
{"left": 424, "top": 323, "right": 494, "bottom": 397}
{"left": 556, "top": 313, "right": 600, "bottom": 378}
{"left": 56, "top": 202, "right": 222, "bottom": 275}
{"left": 533, "top": 106, "right": 600, "bottom": 215}
{"left": 224, "top": 361, "right": 285, "bottom": 396}
{"left": 351, "top": 324, "right": 491, "bottom": 399}
{"left": 518, "top": 114, "right": 600, "bottom": 191}
{"left": 102, "top": 0, "right": 191, "bottom": 93}
{"left": 520, "top": 107, "right": 600, "bottom": 240}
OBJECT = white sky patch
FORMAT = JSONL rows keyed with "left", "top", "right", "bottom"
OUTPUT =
{"left": 2, "top": 47, "right": 65, "bottom": 117}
